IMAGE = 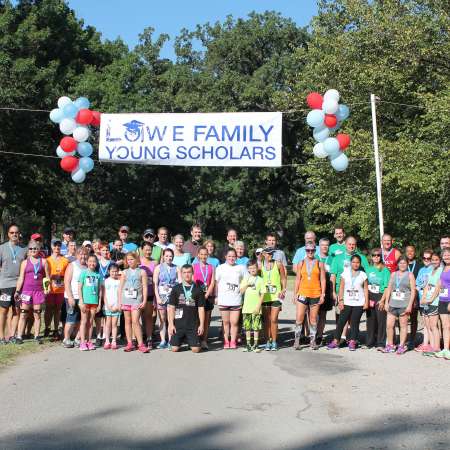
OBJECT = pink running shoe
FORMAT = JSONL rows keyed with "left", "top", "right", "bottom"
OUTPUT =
{"left": 229, "top": 340, "right": 237, "bottom": 349}
{"left": 111, "top": 342, "right": 118, "bottom": 350}
{"left": 382, "top": 344, "right": 396, "bottom": 353}
{"left": 223, "top": 341, "right": 230, "bottom": 349}
{"left": 414, "top": 344, "right": 426, "bottom": 352}
{"left": 79, "top": 342, "right": 89, "bottom": 351}
{"left": 87, "top": 341, "right": 96, "bottom": 351}
{"left": 103, "top": 343, "right": 111, "bottom": 350}
{"left": 124, "top": 342, "right": 134, "bottom": 352}
{"left": 348, "top": 340, "right": 357, "bottom": 351}
{"left": 396, "top": 345, "right": 407, "bottom": 355}
{"left": 138, "top": 344, "right": 149, "bottom": 353}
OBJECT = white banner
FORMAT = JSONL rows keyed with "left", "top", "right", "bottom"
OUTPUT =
{"left": 98, "top": 112, "right": 282, "bottom": 167}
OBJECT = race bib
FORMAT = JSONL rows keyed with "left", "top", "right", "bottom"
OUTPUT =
{"left": 343, "top": 260, "right": 351, "bottom": 269}
{"left": 368, "top": 284, "right": 380, "bottom": 294}
{"left": 392, "top": 290, "right": 406, "bottom": 301}
{"left": 441, "top": 288, "right": 449, "bottom": 297}
{"left": 346, "top": 289, "right": 358, "bottom": 299}
{"left": 175, "top": 308, "right": 183, "bottom": 319}
{"left": 0, "top": 294, "right": 11, "bottom": 302}
{"left": 125, "top": 288, "right": 137, "bottom": 299}
{"left": 53, "top": 276, "right": 64, "bottom": 288}
{"left": 158, "top": 285, "right": 172, "bottom": 304}
{"left": 297, "top": 295, "right": 307, "bottom": 305}
{"left": 226, "top": 283, "right": 238, "bottom": 292}
{"left": 86, "top": 277, "right": 96, "bottom": 287}
{"left": 325, "top": 264, "right": 331, "bottom": 273}
{"left": 20, "top": 294, "right": 31, "bottom": 302}
{"left": 266, "top": 284, "right": 277, "bottom": 294}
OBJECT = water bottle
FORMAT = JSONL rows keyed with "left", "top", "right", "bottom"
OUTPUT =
{"left": 67, "top": 300, "right": 74, "bottom": 315}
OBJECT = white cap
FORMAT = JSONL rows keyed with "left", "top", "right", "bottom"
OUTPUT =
{"left": 82, "top": 240, "right": 92, "bottom": 247}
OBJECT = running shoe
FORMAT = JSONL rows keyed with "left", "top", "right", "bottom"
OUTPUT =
{"left": 339, "top": 338, "right": 347, "bottom": 348}
{"left": 434, "top": 350, "right": 449, "bottom": 359}
{"left": 414, "top": 344, "right": 426, "bottom": 352}
{"left": 157, "top": 341, "right": 167, "bottom": 349}
{"left": 223, "top": 341, "right": 230, "bottom": 350}
{"left": 87, "top": 341, "right": 96, "bottom": 351}
{"left": 15, "top": 337, "right": 23, "bottom": 345}
{"left": 43, "top": 328, "right": 50, "bottom": 338}
{"left": 423, "top": 350, "right": 437, "bottom": 357}
{"left": 382, "top": 344, "right": 396, "bottom": 353}
{"left": 79, "top": 342, "right": 89, "bottom": 351}
{"left": 124, "top": 342, "right": 135, "bottom": 352}
{"left": 111, "top": 341, "right": 118, "bottom": 350}
{"left": 103, "top": 342, "right": 111, "bottom": 350}
{"left": 146, "top": 338, "right": 153, "bottom": 350}
{"left": 167, "top": 343, "right": 172, "bottom": 351}
{"left": 348, "top": 340, "right": 357, "bottom": 351}
{"left": 293, "top": 335, "right": 300, "bottom": 350}
{"left": 243, "top": 344, "right": 252, "bottom": 352}
{"left": 327, "top": 340, "right": 338, "bottom": 350}
{"left": 200, "top": 341, "right": 208, "bottom": 350}
{"left": 310, "top": 339, "right": 319, "bottom": 350}
{"left": 34, "top": 336, "right": 43, "bottom": 345}
{"left": 95, "top": 337, "right": 103, "bottom": 348}
{"left": 62, "top": 339, "right": 74, "bottom": 348}
{"left": 230, "top": 340, "right": 237, "bottom": 349}
{"left": 74, "top": 339, "right": 81, "bottom": 348}
{"left": 444, "top": 350, "right": 450, "bottom": 360}
{"left": 0, "top": 338, "right": 8, "bottom": 345}
{"left": 252, "top": 346, "right": 262, "bottom": 353}
{"left": 8, "top": 336, "right": 15, "bottom": 344}
{"left": 138, "top": 344, "right": 149, "bottom": 353}
{"left": 271, "top": 342, "right": 278, "bottom": 351}
{"left": 264, "top": 341, "right": 272, "bottom": 351}
{"left": 396, "top": 345, "right": 407, "bottom": 355}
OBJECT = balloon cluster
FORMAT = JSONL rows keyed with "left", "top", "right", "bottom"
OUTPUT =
{"left": 306, "top": 89, "right": 351, "bottom": 172}
{"left": 49, "top": 97, "right": 101, "bottom": 183}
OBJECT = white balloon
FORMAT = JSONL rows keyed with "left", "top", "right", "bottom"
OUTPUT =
{"left": 59, "top": 118, "right": 77, "bottom": 135}
{"left": 56, "top": 146, "right": 75, "bottom": 158}
{"left": 323, "top": 89, "right": 340, "bottom": 102}
{"left": 73, "top": 126, "right": 90, "bottom": 142}
{"left": 57, "top": 96, "right": 72, "bottom": 109}
{"left": 322, "top": 99, "right": 339, "bottom": 114}
{"left": 71, "top": 167, "right": 86, "bottom": 184}
{"left": 313, "top": 143, "right": 328, "bottom": 159}
{"left": 331, "top": 152, "right": 349, "bottom": 172}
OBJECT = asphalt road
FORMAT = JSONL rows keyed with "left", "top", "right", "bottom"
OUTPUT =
{"left": 0, "top": 297, "right": 449, "bottom": 450}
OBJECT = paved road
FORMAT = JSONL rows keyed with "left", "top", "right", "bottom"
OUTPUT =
{"left": 1, "top": 297, "right": 449, "bottom": 450}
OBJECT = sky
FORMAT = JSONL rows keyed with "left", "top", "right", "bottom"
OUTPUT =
{"left": 67, "top": 0, "right": 318, "bottom": 59}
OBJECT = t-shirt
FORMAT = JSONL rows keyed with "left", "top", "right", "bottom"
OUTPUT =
{"left": 215, "top": 263, "right": 247, "bottom": 306}
{"left": 104, "top": 277, "right": 120, "bottom": 310}
{"left": 168, "top": 282, "right": 205, "bottom": 329}
{"left": 183, "top": 240, "right": 202, "bottom": 258}
{"left": 407, "top": 261, "right": 422, "bottom": 279}
{"left": 150, "top": 245, "right": 162, "bottom": 262}
{"left": 272, "top": 249, "right": 287, "bottom": 266}
{"left": 47, "top": 256, "right": 70, "bottom": 294}
{"left": 416, "top": 265, "right": 433, "bottom": 301}
{"left": 366, "top": 265, "right": 391, "bottom": 295}
{"left": 173, "top": 253, "right": 192, "bottom": 267}
{"left": 79, "top": 270, "right": 102, "bottom": 305}
{"left": 424, "top": 268, "right": 443, "bottom": 306}
{"left": 192, "top": 256, "right": 220, "bottom": 268}
{"left": 341, "top": 270, "right": 367, "bottom": 306}
{"left": 241, "top": 276, "right": 264, "bottom": 314}
{"left": 60, "top": 241, "right": 70, "bottom": 256}
{"left": 0, "top": 242, "right": 27, "bottom": 289}
{"left": 331, "top": 251, "right": 370, "bottom": 293}
{"left": 236, "top": 256, "right": 249, "bottom": 266}
{"left": 292, "top": 245, "right": 320, "bottom": 265}
{"left": 108, "top": 241, "right": 138, "bottom": 253}
{"left": 329, "top": 243, "right": 346, "bottom": 258}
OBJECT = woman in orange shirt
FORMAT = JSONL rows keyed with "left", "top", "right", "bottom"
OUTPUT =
{"left": 293, "top": 243, "right": 326, "bottom": 350}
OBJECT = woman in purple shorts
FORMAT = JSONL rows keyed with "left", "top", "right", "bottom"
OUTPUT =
{"left": 140, "top": 242, "right": 157, "bottom": 349}
{"left": 14, "top": 240, "right": 50, "bottom": 343}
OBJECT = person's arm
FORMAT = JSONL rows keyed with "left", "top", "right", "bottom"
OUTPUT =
{"left": 14, "top": 260, "right": 27, "bottom": 298}
{"left": 292, "top": 250, "right": 299, "bottom": 274}
{"left": 153, "top": 265, "right": 162, "bottom": 304}
{"left": 117, "top": 273, "right": 125, "bottom": 308}
{"left": 421, "top": 283, "right": 430, "bottom": 305}
{"left": 197, "top": 306, "right": 205, "bottom": 336}
{"left": 384, "top": 273, "right": 394, "bottom": 312}
{"left": 64, "top": 264, "right": 74, "bottom": 305}
{"left": 239, "top": 278, "right": 248, "bottom": 295}
{"left": 78, "top": 275, "right": 86, "bottom": 312}
{"left": 363, "top": 279, "right": 369, "bottom": 310}
{"left": 167, "top": 304, "right": 176, "bottom": 335}
{"left": 319, "top": 262, "right": 326, "bottom": 305}
{"left": 338, "top": 276, "right": 345, "bottom": 310}
{"left": 330, "top": 274, "right": 337, "bottom": 301}
{"left": 97, "top": 281, "right": 104, "bottom": 313}
{"left": 140, "top": 270, "right": 148, "bottom": 309}
{"left": 429, "top": 279, "right": 441, "bottom": 303}
{"left": 205, "top": 266, "right": 215, "bottom": 298}
{"left": 293, "top": 262, "right": 302, "bottom": 303}
{"left": 405, "top": 273, "right": 416, "bottom": 313}
{"left": 278, "top": 261, "right": 287, "bottom": 293}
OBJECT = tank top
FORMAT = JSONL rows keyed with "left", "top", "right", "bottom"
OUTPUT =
{"left": 439, "top": 268, "right": 450, "bottom": 302}
{"left": 22, "top": 258, "right": 45, "bottom": 292}
{"left": 70, "top": 261, "right": 84, "bottom": 300}
{"left": 383, "top": 248, "right": 398, "bottom": 273}
{"left": 139, "top": 258, "right": 156, "bottom": 296}
{"left": 261, "top": 260, "right": 281, "bottom": 302}
{"left": 98, "top": 259, "right": 111, "bottom": 281}
{"left": 158, "top": 263, "right": 177, "bottom": 286}
{"left": 122, "top": 267, "right": 143, "bottom": 306}
{"left": 389, "top": 271, "right": 411, "bottom": 308}
{"left": 193, "top": 262, "right": 213, "bottom": 289}
{"left": 425, "top": 268, "right": 442, "bottom": 306}
{"left": 298, "top": 259, "right": 321, "bottom": 297}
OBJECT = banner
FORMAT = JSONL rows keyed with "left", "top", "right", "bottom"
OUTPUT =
{"left": 99, "top": 112, "right": 282, "bottom": 167}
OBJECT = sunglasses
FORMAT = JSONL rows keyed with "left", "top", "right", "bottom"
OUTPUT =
{"left": 372, "top": 254, "right": 381, "bottom": 257}
{"left": 306, "top": 249, "right": 315, "bottom": 253}
{"left": 29, "top": 247, "right": 39, "bottom": 250}
{"left": 9, "top": 231, "right": 19, "bottom": 235}
{"left": 144, "top": 234, "right": 155, "bottom": 238}
{"left": 423, "top": 257, "right": 431, "bottom": 261}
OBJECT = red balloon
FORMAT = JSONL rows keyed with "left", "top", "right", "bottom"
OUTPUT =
{"left": 91, "top": 111, "right": 101, "bottom": 127}
{"left": 60, "top": 136, "right": 77, "bottom": 152}
{"left": 324, "top": 114, "right": 338, "bottom": 128}
{"left": 336, "top": 133, "right": 351, "bottom": 150}
{"left": 60, "top": 156, "right": 79, "bottom": 173}
{"left": 306, "top": 92, "right": 323, "bottom": 109}
{"left": 76, "top": 109, "right": 93, "bottom": 125}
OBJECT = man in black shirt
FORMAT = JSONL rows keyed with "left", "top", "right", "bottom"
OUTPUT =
{"left": 168, "top": 264, "right": 205, "bottom": 352}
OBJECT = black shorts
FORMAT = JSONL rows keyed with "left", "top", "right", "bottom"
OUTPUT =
{"left": 423, "top": 305, "right": 439, "bottom": 317}
{"left": 438, "top": 301, "right": 450, "bottom": 315}
{"left": 170, "top": 327, "right": 200, "bottom": 348}
{"left": 263, "top": 300, "right": 282, "bottom": 308}
{"left": 297, "top": 296, "right": 320, "bottom": 306}
{"left": 204, "top": 297, "right": 215, "bottom": 312}
{"left": 219, "top": 305, "right": 241, "bottom": 311}
{"left": 0, "top": 288, "right": 17, "bottom": 309}
{"left": 389, "top": 306, "right": 407, "bottom": 317}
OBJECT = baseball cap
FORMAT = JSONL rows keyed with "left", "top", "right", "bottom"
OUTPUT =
{"left": 119, "top": 225, "right": 129, "bottom": 232}
{"left": 305, "top": 242, "right": 316, "bottom": 250}
{"left": 143, "top": 228, "right": 155, "bottom": 237}
{"left": 63, "top": 227, "right": 75, "bottom": 235}
{"left": 31, "top": 233, "right": 42, "bottom": 240}
{"left": 51, "top": 238, "right": 62, "bottom": 246}
{"left": 262, "top": 247, "right": 276, "bottom": 254}
{"left": 82, "top": 240, "right": 92, "bottom": 247}
{"left": 255, "top": 247, "right": 263, "bottom": 255}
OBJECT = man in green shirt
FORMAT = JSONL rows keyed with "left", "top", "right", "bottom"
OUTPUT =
{"left": 329, "top": 226, "right": 346, "bottom": 259}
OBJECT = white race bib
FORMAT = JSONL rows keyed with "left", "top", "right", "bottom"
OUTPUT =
{"left": 86, "top": 277, "right": 95, "bottom": 287}
{"left": 21, "top": 294, "right": 31, "bottom": 302}
{"left": 175, "top": 308, "right": 183, "bottom": 319}
{"left": 0, "top": 294, "right": 11, "bottom": 302}
{"left": 346, "top": 289, "right": 358, "bottom": 299}
{"left": 368, "top": 284, "right": 380, "bottom": 294}
{"left": 125, "top": 288, "right": 137, "bottom": 299}
{"left": 440, "top": 288, "right": 449, "bottom": 297}
{"left": 391, "top": 290, "right": 406, "bottom": 301}
{"left": 266, "top": 284, "right": 277, "bottom": 294}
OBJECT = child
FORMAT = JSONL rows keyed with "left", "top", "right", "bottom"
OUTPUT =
{"left": 78, "top": 255, "right": 103, "bottom": 351}
{"left": 240, "top": 260, "right": 265, "bottom": 353}
{"left": 118, "top": 252, "right": 148, "bottom": 353}
{"left": 103, "top": 263, "right": 121, "bottom": 350}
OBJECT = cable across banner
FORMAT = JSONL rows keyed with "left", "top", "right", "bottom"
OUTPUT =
{"left": 98, "top": 112, "right": 282, "bottom": 167}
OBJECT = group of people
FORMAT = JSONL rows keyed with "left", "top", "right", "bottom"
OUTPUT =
{"left": 0, "top": 222, "right": 449, "bottom": 359}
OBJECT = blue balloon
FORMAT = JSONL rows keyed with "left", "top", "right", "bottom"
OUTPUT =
{"left": 74, "top": 97, "right": 90, "bottom": 110}
{"left": 77, "top": 142, "right": 93, "bottom": 157}
{"left": 49, "top": 108, "right": 64, "bottom": 124}
{"left": 336, "top": 104, "right": 350, "bottom": 121}
{"left": 313, "top": 125, "right": 330, "bottom": 142}
{"left": 71, "top": 167, "right": 86, "bottom": 183}
{"left": 331, "top": 152, "right": 349, "bottom": 172}
{"left": 79, "top": 156, "right": 94, "bottom": 173}
{"left": 62, "top": 102, "right": 79, "bottom": 119}
{"left": 323, "top": 138, "right": 340, "bottom": 157}
{"left": 306, "top": 109, "right": 325, "bottom": 128}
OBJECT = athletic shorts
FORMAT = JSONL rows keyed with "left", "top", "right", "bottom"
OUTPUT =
{"left": 83, "top": 304, "right": 98, "bottom": 311}
{"left": 0, "top": 288, "right": 18, "bottom": 308}
{"left": 20, "top": 291, "right": 45, "bottom": 306}
{"left": 204, "top": 297, "right": 215, "bottom": 312}
{"left": 262, "top": 300, "right": 282, "bottom": 308}
{"left": 104, "top": 309, "right": 122, "bottom": 317}
{"left": 219, "top": 305, "right": 241, "bottom": 311}
{"left": 438, "top": 301, "right": 450, "bottom": 315}
{"left": 297, "top": 296, "right": 320, "bottom": 306}
{"left": 170, "top": 327, "right": 200, "bottom": 348}
{"left": 121, "top": 304, "right": 140, "bottom": 312}
{"left": 243, "top": 313, "right": 262, "bottom": 331}
{"left": 389, "top": 306, "right": 407, "bottom": 317}
{"left": 423, "top": 305, "right": 439, "bottom": 317}
{"left": 46, "top": 293, "right": 65, "bottom": 306}
{"left": 65, "top": 298, "right": 81, "bottom": 324}
{"left": 156, "top": 300, "right": 168, "bottom": 311}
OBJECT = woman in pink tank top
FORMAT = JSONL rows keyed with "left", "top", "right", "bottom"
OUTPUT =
{"left": 14, "top": 240, "right": 50, "bottom": 344}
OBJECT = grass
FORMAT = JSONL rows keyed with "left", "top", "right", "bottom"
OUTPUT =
{"left": 0, "top": 340, "right": 48, "bottom": 367}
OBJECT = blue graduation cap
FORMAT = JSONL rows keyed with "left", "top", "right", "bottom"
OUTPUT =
{"left": 122, "top": 120, "right": 144, "bottom": 134}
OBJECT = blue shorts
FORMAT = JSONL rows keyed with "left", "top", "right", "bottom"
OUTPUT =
{"left": 65, "top": 298, "right": 81, "bottom": 324}
{"left": 104, "top": 309, "right": 121, "bottom": 317}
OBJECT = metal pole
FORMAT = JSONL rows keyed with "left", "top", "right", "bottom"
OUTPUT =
{"left": 370, "top": 93, "right": 384, "bottom": 243}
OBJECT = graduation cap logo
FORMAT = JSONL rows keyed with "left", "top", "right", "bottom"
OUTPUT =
{"left": 122, "top": 119, "right": 144, "bottom": 141}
